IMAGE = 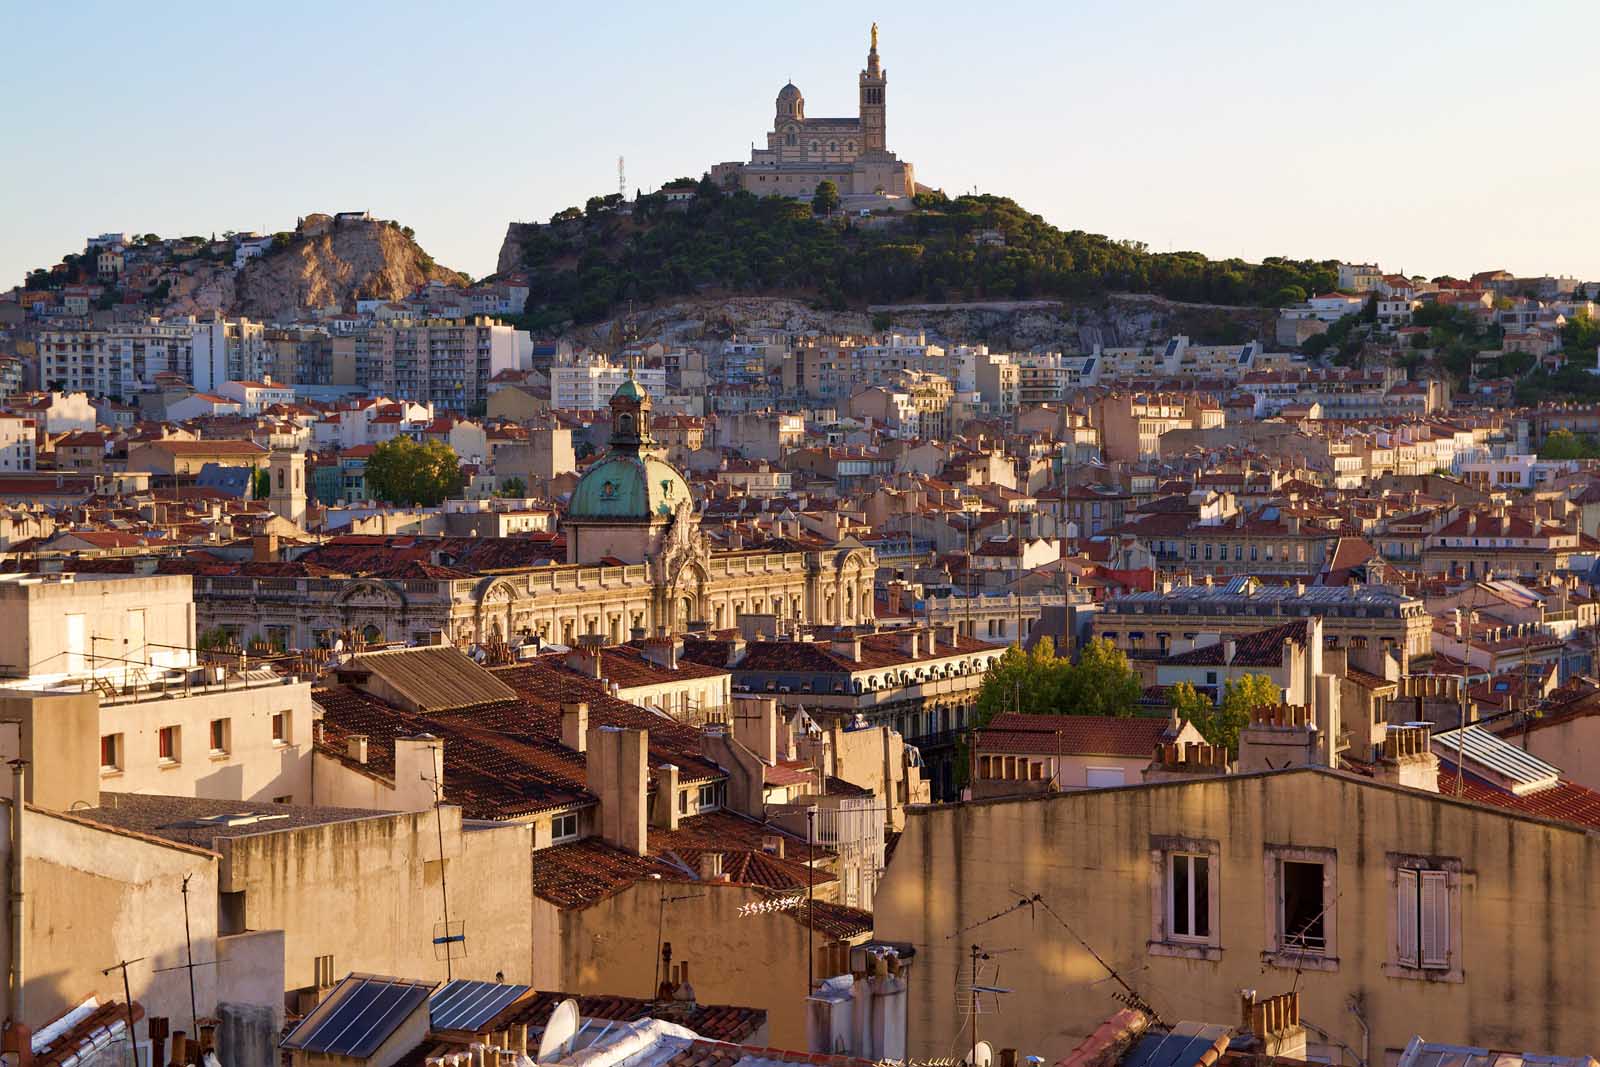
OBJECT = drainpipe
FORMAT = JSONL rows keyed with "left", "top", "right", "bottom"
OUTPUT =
{"left": 8, "top": 758, "right": 25, "bottom": 1025}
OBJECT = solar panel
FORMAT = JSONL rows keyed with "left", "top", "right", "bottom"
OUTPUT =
{"left": 430, "top": 980, "right": 530, "bottom": 1033}
{"left": 283, "top": 976, "right": 433, "bottom": 1058}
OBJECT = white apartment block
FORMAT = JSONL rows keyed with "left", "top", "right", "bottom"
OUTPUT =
{"left": 551, "top": 360, "right": 668, "bottom": 410}
{"left": 38, "top": 318, "right": 199, "bottom": 398}
{"left": 0, "top": 415, "right": 36, "bottom": 472}
{"left": 191, "top": 315, "right": 269, "bottom": 393}
{"left": 368, "top": 317, "right": 520, "bottom": 413}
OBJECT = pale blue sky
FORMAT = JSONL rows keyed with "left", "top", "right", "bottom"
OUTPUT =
{"left": 5, "top": 1, "right": 1598, "bottom": 288}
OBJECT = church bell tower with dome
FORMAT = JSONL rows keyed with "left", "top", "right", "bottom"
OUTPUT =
{"left": 564, "top": 376, "right": 698, "bottom": 567}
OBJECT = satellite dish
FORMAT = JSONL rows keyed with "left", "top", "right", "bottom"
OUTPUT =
{"left": 971, "top": 1041, "right": 994, "bottom": 1067}
{"left": 537, "top": 998, "right": 581, "bottom": 1062}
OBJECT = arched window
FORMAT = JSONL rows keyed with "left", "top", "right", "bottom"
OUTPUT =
{"left": 810, "top": 141, "right": 819, "bottom": 152}
{"left": 829, "top": 141, "right": 837, "bottom": 152}
{"left": 847, "top": 141, "right": 855, "bottom": 152}
{"left": 785, "top": 132, "right": 796, "bottom": 146}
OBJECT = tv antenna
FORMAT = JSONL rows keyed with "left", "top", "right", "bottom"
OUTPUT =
{"left": 618, "top": 156, "right": 627, "bottom": 200}
{"left": 957, "top": 943, "right": 1014, "bottom": 1067}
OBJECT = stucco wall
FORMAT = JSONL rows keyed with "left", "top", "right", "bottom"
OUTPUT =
{"left": 876, "top": 768, "right": 1600, "bottom": 1060}
{"left": 2, "top": 806, "right": 219, "bottom": 1033}
{"left": 549, "top": 880, "right": 830, "bottom": 1050}
{"left": 219, "top": 807, "right": 533, "bottom": 990}
{"left": 0, "top": 574, "right": 196, "bottom": 680}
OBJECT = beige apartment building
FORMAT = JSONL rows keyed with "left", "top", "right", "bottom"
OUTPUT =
{"left": 876, "top": 761, "right": 1600, "bottom": 1061}
{"left": 1093, "top": 393, "right": 1224, "bottom": 461}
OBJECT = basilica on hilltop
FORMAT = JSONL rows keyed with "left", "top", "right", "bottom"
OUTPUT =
{"left": 710, "top": 24, "right": 916, "bottom": 201}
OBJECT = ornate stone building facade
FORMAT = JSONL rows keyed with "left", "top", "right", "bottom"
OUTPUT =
{"left": 191, "top": 381, "right": 876, "bottom": 650}
{"left": 710, "top": 25, "right": 915, "bottom": 200}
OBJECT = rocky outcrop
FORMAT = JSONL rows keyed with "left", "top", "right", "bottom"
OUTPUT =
{"left": 234, "top": 219, "right": 467, "bottom": 320}
{"left": 562, "top": 294, "right": 1273, "bottom": 352}
{"left": 496, "top": 221, "right": 540, "bottom": 277}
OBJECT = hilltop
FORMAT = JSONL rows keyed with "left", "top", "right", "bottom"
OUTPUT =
{"left": 495, "top": 185, "right": 1338, "bottom": 333}
{"left": 19, "top": 213, "right": 468, "bottom": 321}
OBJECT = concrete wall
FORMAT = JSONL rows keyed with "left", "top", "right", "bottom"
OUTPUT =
{"left": 218, "top": 929, "right": 287, "bottom": 1067}
{"left": 97, "top": 682, "right": 315, "bottom": 803}
{"left": 538, "top": 879, "right": 833, "bottom": 1051}
{"left": 218, "top": 806, "right": 533, "bottom": 990}
{"left": 0, "top": 690, "right": 100, "bottom": 811}
{"left": 876, "top": 768, "right": 1600, "bottom": 1061}
{"left": 0, "top": 805, "right": 219, "bottom": 1034}
{"left": 0, "top": 573, "right": 195, "bottom": 681}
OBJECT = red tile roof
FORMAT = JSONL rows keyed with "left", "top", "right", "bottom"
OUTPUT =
{"left": 974, "top": 713, "right": 1180, "bottom": 758}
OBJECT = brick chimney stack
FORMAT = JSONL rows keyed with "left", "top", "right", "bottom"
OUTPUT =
{"left": 586, "top": 725, "right": 648, "bottom": 855}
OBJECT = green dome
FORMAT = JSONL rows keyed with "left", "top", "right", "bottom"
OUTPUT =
{"left": 569, "top": 454, "right": 689, "bottom": 521}
{"left": 612, "top": 376, "right": 648, "bottom": 402}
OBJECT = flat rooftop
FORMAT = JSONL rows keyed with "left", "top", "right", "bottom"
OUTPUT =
{"left": 74, "top": 793, "right": 397, "bottom": 850}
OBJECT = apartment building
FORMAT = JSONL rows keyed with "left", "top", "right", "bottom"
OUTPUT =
{"left": 551, "top": 358, "right": 668, "bottom": 410}
{"left": 1095, "top": 576, "right": 1433, "bottom": 664}
{"left": 191, "top": 315, "right": 270, "bottom": 392}
{"left": 1092, "top": 393, "right": 1223, "bottom": 461}
{"left": 0, "top": 414, "right": 36, "bottom": 472}
{"left": 38, "top": 317, "right": 200, "bottom": 398}
{"left": 369, "top": 316, "right": 520, "bottom": 413}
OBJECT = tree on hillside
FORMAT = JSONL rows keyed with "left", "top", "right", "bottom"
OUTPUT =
{"left": 812, "top": 180, "right": 841, "bottom": 217}
{"left": 250, "top": 468, "right": 270, "bottom": 500}
{"left": 364, "top": 437, "right": 464, "bottom": 507}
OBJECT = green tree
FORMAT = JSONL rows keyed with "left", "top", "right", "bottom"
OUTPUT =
{"left": 812, "top": 180, "right": 841, "bottom": 217}
{"left": 1183, "top": 674, "right": 1279, "bottom": 754}
{"left": 250, "top": 468, "right": 270, "bottom": 499}
{"left": 1166, "top": 681, "right": 1211, "bottom": 728}
{"left": 1539, "top": 428, "right": 1600, "bottom": 460}
{"left": 1058, "top": 637, "right": 1142, "bottom": 717}
{"left": 496, "top": 476, "right": 527, "bottom": 498}
{"left": 364, "top": 437, "right": 464, "bottom": 507}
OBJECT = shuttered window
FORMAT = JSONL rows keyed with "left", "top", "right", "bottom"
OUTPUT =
{"left": 1397, "top": 867, "right": 1450, "bottom": 970}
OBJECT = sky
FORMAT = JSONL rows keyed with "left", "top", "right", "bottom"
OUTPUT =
{"left": 5, "top": 0, "right": 1599, "bottom": 288}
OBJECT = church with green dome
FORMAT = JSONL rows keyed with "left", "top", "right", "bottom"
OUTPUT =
{"left": 532, "top": 377, "right": 878, "bottom": 639}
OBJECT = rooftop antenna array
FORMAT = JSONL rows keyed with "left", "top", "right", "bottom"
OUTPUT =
{"left": 618, "top": 156, "right": 627, "bottom": 201}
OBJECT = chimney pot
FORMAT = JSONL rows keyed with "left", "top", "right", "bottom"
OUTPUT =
{"left": 346, "top": 734, "right": 368, "bottom": 764}
{"left": 562, "top": 703, "right": 589, "bottom": 753}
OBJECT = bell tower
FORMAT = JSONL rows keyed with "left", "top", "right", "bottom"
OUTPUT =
{"left": 858, "top": 23, "right": 887, "bottom": 156}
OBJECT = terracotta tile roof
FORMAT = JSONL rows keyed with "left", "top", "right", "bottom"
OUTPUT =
{"left": 659, "top": 1039, "right": 878, "bottom": 1067}
{"left": 33, "top": 998, "right": 146, "bottom": 1067}
{"left": 1442, "top": 761, "right": 1600, "bottom": 831}
{"left": 974, "top": 713, "right": 1180, "bottom": 758}
{"left": 532, "top": 838, "right": 689, "bottom": 907}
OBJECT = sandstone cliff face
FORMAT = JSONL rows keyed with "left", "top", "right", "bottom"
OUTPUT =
{"left": 497, "top": 222, "right": 539, "bottom": 277}
{"left": 235, "top": 220, "right": 467, "bottom": 320}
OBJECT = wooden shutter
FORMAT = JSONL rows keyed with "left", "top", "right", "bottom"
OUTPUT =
{"left": 1395, "top": 867, "right": 1419, "bottom": 967}
{"left": 1420, "top": 869, "right": 1450, "bottom": 968}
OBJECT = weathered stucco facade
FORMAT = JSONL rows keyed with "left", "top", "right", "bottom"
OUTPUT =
{"left": 876, "top": 768, "right": 1600, "bottom": 1061}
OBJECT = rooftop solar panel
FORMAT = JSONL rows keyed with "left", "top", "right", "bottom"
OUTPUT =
{"left": 430, "top": 980, "right": 531, "bottom": 1033}
{"left": 282, "top": 976, "right": 433, "bottom": 1058}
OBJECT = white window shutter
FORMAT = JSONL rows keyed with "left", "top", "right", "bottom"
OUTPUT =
{"left": 1396, "top": 867, "right": 1419, "bottom": 967}
{"left": 1420, "top": 870, "right": 1450, "bottom": 968}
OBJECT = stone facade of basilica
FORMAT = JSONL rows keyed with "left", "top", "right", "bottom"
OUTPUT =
{"left": 710, "top": 25, "right": 916, "bottom": 201}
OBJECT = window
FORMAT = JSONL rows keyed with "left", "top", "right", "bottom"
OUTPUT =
{"left": 1149, "top": 836, "right": 1220, "bottom": 959}
{"left": 697, "top": 781, "right": 726, "bottom": 811}
{"left": 100, "top": 733, "right": 123, "bottom": 772}
{"left": 209, "top": 718, "right": 230, "bottom": 755}
{"left": 1085, "top": 766, "right": 1125, "bottom": 788}
{"left": 158, "top": 725, "right": 180, "bottom": 764}
{"left": 272, "top": 711, "right": 290, "bottom": 745}
{"left": 551, "top": 812, "right": 579, "bottom": 844}
{"left": 1168, "top": 853, "right": 1210, "bottom": 941}
{"left": 1265, "top": 845, "right": 1338, "bottom": 969}
{"left": 1388, "top": 857, "right": 1461, "bottom": 980}
{"left": 678, "top": 789, "right": 689, "bottom": 814}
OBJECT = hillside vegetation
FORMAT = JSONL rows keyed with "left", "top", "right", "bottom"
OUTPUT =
{"left": 501, "top": 184, "right": 1339, "bottom": 330}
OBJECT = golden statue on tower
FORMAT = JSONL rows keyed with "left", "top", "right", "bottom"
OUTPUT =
{"left": 871, "top": 22, "right": 878, "bottom": 51}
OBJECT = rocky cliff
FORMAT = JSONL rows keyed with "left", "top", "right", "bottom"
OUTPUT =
{"left": 561, "top": 294, "right": 1274, "bottom": 352}
{"left": 234, "top": 218, "right": 468, "bottom": 320}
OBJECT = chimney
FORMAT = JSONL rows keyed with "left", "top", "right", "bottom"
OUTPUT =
{"left": 652, "top": 763, "right": 680, "bottom": 830}
{"left": 697, "top": 852, "right": 725, "bottom": 881}
{"left": 252, "top": 533, "right": 278, "bottom": 562}
{"left": 1376, "top": 725, "right": 1439, "bottom": 793}
{"left": 1222, "top": 638, "right": 1237, "bottom": 665}
{"left": 1236, "top": 704, "right": 1316, "bottom": 774}
{"left": 732, "top": 697, "right": 779, "bottom": 764}
{"left": 830, "top": 634, "right": 863, "bottom": 661}
{"left": 586, "top": 726, "right": 648, "bottom": 855}
{"left": 394, "top": 733, "right": 444, "bottom": 811}
{"left": 346, "top": 734, "right": 368, "bottom": 764}
{"left": 566, "top": 639, "right": 604, "bottom": 678}
{"left": 1239, "top": 991, "right": 1307, "bottom": 1060}
{"left": 562, "top": 703, "right": 589, "bottom": 753}
{"left": 897, "top": 630, "right": 920, "bottom": 659}
{"left": 761, "top": 833, "right": 785, "bottom": 859}
{"left": 641, "top": 636, "right": 683, "bottom": 671}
